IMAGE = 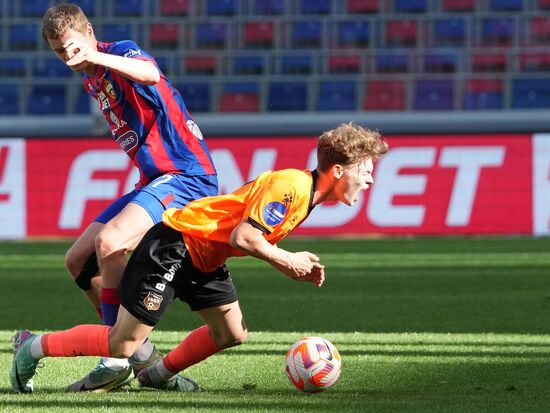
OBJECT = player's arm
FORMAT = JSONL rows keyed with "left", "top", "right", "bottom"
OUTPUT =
{"left": 229, "top": 220, "right": 325, "bottom": 287}
{"left": 64, "top": 38, "right": 160, "bottom": 85}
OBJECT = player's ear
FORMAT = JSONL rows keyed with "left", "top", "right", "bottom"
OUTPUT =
{"left": 332, "top": 164, "right": 344, "bottom": 179}
{"left": 85, "top": 22, "right": 94, "bottom": 38}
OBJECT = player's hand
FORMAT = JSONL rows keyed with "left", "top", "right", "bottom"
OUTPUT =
{"left": 286, "top": 251, "right": 325, "bottom": 287}
{"left": 63, "top": 38, "right": 99, "bottom": 71}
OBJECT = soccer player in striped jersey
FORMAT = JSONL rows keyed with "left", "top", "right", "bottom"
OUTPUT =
{"left": 39, "top": 4, "right": 218, "bottom": 391}
{"left": 10, "top": 123, "right": 388, "bottom": 393}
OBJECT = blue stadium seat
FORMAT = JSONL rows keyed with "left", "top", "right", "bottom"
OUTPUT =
{"left": 71, "top": 0, "right": 96, "bottom": 16}
{"left": 489, "top": 0, "right": 523, "bottom": 11}
{"left": 20, "top": 0, "right": 50, "bottom": 17}
{"left": 433, "top": 18, "right": 466, "bottom": 47}
{"left": 301, "top": 0, "right": 332, "bottom": 14}
{"left": 114, "top": 0, "right": 144, "bottom": 16}
{"left": 292, "top": 21, "right": 323, "bottom": 48}
{"left": 207, "top": 0, "right": 236, "bottom": 15}
{"left": 281, "top": 55, "right": 314, "bottom": 74}
{"left": 232, "top": 56, "right": 265, "bottom": 75}
{"left": 414, "top": 80, "right": 454, "bottom": 110}
{"left": 375, "top": 54, "right": 410, "bottom": 73}
{"left": 0, "top": 85, "right": 19, "bottom": 114}
{"left": 394, "top": 0, "right": 427, "bottom": 13}
{"left": 75, "top": 90, "right": 91, "bottom": 114}
{"left": 268, "top": 82, "right": 308, "bottom": 111}
{"left": 0, "top": 58, "right": 26, "bottom": 77}
{"left": 424, "top": 53, "right": 458, "bottom": 73}
{"left": 176, "top": 83, "right": 211, "bottom": 112}
{"left": 102, "top": 24, "right": 134, "bottom": 41}
{"left": 196, "top": 23, "right": 228, "bottom": 49}
{"left": 512, "top": 79, "right": 550, "bottom": 108}
{"left": 27, "top": 85, "right": 66, "bottom": 115}
{"left": 338, "top": 21, "right": 369, "bottom": 47}
{"left": 481, "top": 18, "right": 514, "bottom": 46}
{"left": 462, "top": 80, "right": 503, "bottom": 110}
{"left": 316, "top": 81, "right": 356, "bottom": 111}
{"left": 33, "top": 58, "right": 73, "bottom": 77}
{"left": 9, "top": 23, "right": 39, "bottom": 50}
{"left": 254, "top": 0, "right": 285, "bottom": 15}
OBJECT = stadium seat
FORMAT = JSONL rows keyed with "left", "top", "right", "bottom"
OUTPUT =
{"left": 0, "top": 58, "right": 25, "bottom": 77}
{"left": 316, "top": 81, "right": 356, "bottom": 111}
{"left": 232, "top": 56, "right": 265, "bottom": 75}
{"left": 75, "top": 90, "right": 91, "bottom": 114}
{"left": 539, "top": 0, "right": 550, "bottom": 9}
{"left": 254, "top": 0, "right": 285, "bottom": 15}
{"left": 206, "top": 0, "right": 236, "bottom": 16}
{"left": 327, "top": 55, "right": 361, "bottom": 74}
{"left": 364, "top": 80, "right": 406, "bottom": 111}
{"left": 300, "top": 0, "right": 332, "bottom": 14}
{"left": 0, "top": 85, "right": 19, "bottom": 114}
{"left": 292, "top": 21, "right": 323, "bottom": 48}
{"left": 160, "top": 0, "right": 189, "bottom": 16}
{"left": 71, "top": 0, "right": 96, "bottom": 16}
{"left": 462, "top": 79, "right": 503, "bottom": 109}
{"left": 196, "top": 23, "right": 228, "bottom": 49}
{"left": 114, "top": 0, "right": 144, "bottom": 16}
{"left": 27, "top": 85, "right": 66, "bottom": 115}
{"left": 394, "top": 0, "right": 427, "bottom": 13}
{"left": 33, "top": 58, "right": 73, "bottom": 77}
{"left": 471, "top": 54, "right": 508, "bottom": 72}
{"left": 347, "top": 0, "right": 379, "bottom": 13}
{"left": 529, "top": 17, "right": 550, "bottom": 45}
{"left": 424, "top": 53, "right": 458, "bottom": 73}
{"left": 337, "top": 21, "right": 369, "bottom": 48}
{"left": 432, "top": 18, "right": 466, "bottom": 47}
{"left": 244, "top": 22, "right": 275, "bottom": 48}
{"left": 280, "top": 55, "right": 314, "bottom": 75}
{"left": 386, "top": 20, "right": 418, "bottom": 48}
{"left": 480, "top": 18, "right": 514, "bottom": 47}
{"left": 102, "top": 23, "right": 134, "bottom": 41}
{"left": 441, "top": 0, "right": 475, "bottom": 12}
{"left": 375, "top": 54, "right": 410, "bottom": 73}
{"left": 520, "top": 53, "right": 550, "bottom": 71}
{"left": 149, "top": 23, "right": 180, "bottom": 49}
{"left": 512, "top": 78, "right": 550, "bottom": 108}
{"left": 219, "top": 83, "right": 260, "bottom": 112}
{"left": 175, "top": 83, "right": 211, "bottom": 112}
{"left": 489, "top": 0, "right": 523, "bottom": 11}
{"left": 9, "top": 23, "right": 39, "bottom": 51}
{"left": 20, "top": 0, "right": 50, "bottom": 17}
{"left": 414, "top": 80, "right": 454, "bottom": 110}
{"left": 185, "top": 56, "right": 217, "bottom": 75}
{"left": 268, "top": 82, "right": 308, "bottom": 111}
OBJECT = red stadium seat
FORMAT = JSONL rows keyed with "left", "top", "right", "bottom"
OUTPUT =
{"left": 538, "top": 0, "right": 550, "bottom": 9}
{"left": 160, "top": 0, "right": 189, "bottom": 16}
{"left": 442, "top": 0, "right": 475, "bottom": 11}
{"left": 149, "top": 23, "right": 180, "bottom": 49}
{"left": 520, "top": 53, "right": 550, "bottom": 71}
{"left": 185, "top": 56, "right": 217, "bottom": 75}
{"left": 364, "top": 81, "right": 405, "bottom": 111}
{"left": 471, "top": 54, "right": 508, "bottom": 72}
{"left": 529, "top": 17, "right": 550, "bottom": 45}
{"left": 219, "top": 93, "right": 259, "bottom": 112}
{"left": 244, "top": 22, "right": 275, "bottom": 48}
{"left": 347, "top": 0, "right": 379, "bottom": 13}
{"left": 386, "top": 20, "right": 418, "bottom": 47}
{"left": 327, "top": 55, "right": 361, "bottom": 74}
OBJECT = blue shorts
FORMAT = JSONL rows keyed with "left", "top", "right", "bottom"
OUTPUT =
{"left": 95, "top": 174, "right": 218, "bottom": 224}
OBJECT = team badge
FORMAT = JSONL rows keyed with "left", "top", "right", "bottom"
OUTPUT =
{"left": 104, "top": 80, "right": 116, "bottom": 99}
{"left": 143, "top": 292, "right": 163, "bottom": 311}
{"left": 263, "top": 201, "right": 287, "bottom": 226}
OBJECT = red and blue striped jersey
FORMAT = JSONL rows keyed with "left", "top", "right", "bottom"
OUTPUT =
{"left": 83, "top": 40, "right": 216, "bottom": 188}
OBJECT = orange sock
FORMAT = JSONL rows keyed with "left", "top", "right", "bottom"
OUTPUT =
{"left": 42, "top": 325, "right": 111, "bottom": 358}
{"left": 163, "top": 325, "right": 221, "bottom": 373}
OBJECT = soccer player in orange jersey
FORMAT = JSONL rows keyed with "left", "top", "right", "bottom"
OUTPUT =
{"left": 10, "top": 123, "right": 388, "bottom": 393}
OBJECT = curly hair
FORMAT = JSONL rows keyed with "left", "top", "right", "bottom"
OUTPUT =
{"left": 316, "top": 123, "right": 388, "bottom": 172}
{"left": 42, "top": 3, "right": 90, "bottom": 41}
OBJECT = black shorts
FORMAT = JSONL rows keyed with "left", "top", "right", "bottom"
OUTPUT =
{"left": 118, "top": 222, "right": 238, "bottom": 326}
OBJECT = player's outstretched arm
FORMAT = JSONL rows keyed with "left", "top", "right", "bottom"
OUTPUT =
{"left": 229, "top": 220, "right": 325, "bottom": 287}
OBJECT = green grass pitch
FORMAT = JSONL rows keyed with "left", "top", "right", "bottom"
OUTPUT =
{"left": 1, "top": 237, "right": 550, "bottom": 412}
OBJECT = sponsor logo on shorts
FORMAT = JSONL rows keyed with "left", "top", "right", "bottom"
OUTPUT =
{"left": 263, "top": 201, "right": 287, "bottom": 226}
{"left": 143, "top": 291, "right": 163, "bottom": 311}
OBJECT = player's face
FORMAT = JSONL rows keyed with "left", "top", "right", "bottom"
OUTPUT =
{"left": 338, "top": 159, "right": 374, "bottom": 206}
{"left": 48, "top": 27, "right": 95, "bottom": 70}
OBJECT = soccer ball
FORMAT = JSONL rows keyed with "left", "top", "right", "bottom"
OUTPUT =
{"left": 284, "top": 337, "right": 342, "bottom": 393}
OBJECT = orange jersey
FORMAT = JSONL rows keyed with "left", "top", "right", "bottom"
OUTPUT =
{"left": 162, "top": 169, "right": 316, "bottom": 272}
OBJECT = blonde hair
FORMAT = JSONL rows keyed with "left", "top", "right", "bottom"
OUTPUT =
{"left": 42, "top": 3, "right": 90, "bottom": 41}
{"left": 316, "top": 123, "right": 388, "bottom": 172}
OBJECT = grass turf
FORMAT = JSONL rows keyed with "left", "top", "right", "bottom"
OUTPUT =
{"left": 1, "top": 237, "right": 550, "bottom": 412}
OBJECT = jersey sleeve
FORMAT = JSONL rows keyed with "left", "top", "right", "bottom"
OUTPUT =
{"left": 107, "top": 40, "right": 156, "bottom": 63}
{"left": 244, "top": 180, "right": 297, "bottom": 234}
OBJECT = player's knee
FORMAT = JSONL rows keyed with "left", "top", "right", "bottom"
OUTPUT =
{"left": 109, "top": 339, "right": 140, "bottom": 359}
{"left": 216, "top": 328, "right": 248, "bottom": 349}
{"left": 64, "top": 249, "right": 81, "bottom": 279}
